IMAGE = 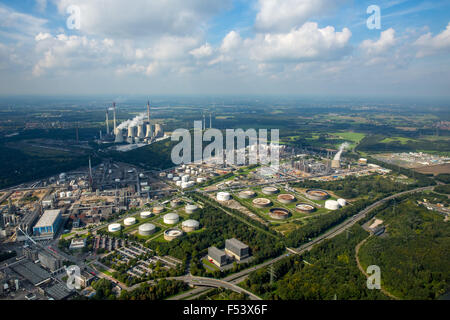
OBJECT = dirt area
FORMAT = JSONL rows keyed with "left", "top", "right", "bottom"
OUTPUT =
{"left": 414, "top": 163, "right": 450, "bottom": 175}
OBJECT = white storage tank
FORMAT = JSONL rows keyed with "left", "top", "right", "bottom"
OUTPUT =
{"left": 182, "top": 219, "right": 200, "bottom": 232}
{"left": 140, "top": 211, "right": 153, "bottom": 219}
{"left": 325, "top": 200, "right": 340, "bottom": 211}
{"left": 59, "top": 192, "right": 66, "bottom": 198}
{"left": 176, "top": 181, "right": 182, "bottom": 187}
{"left": 337, "top": 199, "right": 347, "bottom": 207}
{"left": 124, "top": 217, "right": 136, "bottom": 226}
{"left": 185, "top": 204, "right": 199, "bottom": 214}
{"left": 163, "top": 213, "right": 179, "bottom": 225}
{"left": 173, "top": 176, "right": 180, "bottom": 181}
{"left": 182, "top": 175, "right": 190, "bottom": 183}
{"left": 167, "top": 173, "right": 174, "bottom": 179}
{"left": 217, "top": 192, "right": 231, "bottom": 201}
{"left": 138, "top": 223, "right": 156, "bottom": 236}
{"left": 108, "top": 223, "right": 121, "bottom": 233}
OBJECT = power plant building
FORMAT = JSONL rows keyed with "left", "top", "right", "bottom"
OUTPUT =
{"left": 225, "top": 238, "right": 250, "bottom": 261}
{"left": 33, "top": 209, "right": 62, "bottom": 239}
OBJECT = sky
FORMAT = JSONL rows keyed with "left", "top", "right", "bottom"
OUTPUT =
{"left": 0, "top": 0, "right": 449, "bottom": 97}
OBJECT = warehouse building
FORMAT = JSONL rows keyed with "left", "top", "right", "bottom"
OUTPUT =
{"left": 225, "top": 238, "right": 250, "bottom": 261}
{"left": 208, "top": 247, "right": 228, "bottom": 267}
{"left": 33, "top": 209, "right": 62, "bottom": 239}
{"left": 11, "top": 260, "right": 51, "bottom": 287}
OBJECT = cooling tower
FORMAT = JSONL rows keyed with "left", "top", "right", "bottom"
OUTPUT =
{"left": 145, "top": 124, "right": 153, "bottom": 138}
{"left": 137, "top": 124, "right": 145, "bottom": 139}
{"left": 115, "top": 128, "right": 124, "bottom": 143}
{"left": 128, "top": 126, "right": 135, "bottom": 138}
{"left": 154, "top": 124, "right": 163, "bottom": 138}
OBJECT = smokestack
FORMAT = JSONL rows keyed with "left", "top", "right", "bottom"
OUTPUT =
{"left": 113, "top": 102, "right": 117, "bottom": 134}
{"left": 147, "top": 100, "right": 151, "bottom": 124}
{"left": 203, "top": 114, "right": 206, "bottom": 130}
{"left": 106, "top": 109, "right": 110, "bottom": 135}
{"left": 210, "top": 113, "right": 212, "bottom": 129}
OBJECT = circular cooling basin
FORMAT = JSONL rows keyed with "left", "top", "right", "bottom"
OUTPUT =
{"left": 138, "top": 223, "right": 156, "bottom": 236}
{"left": 108, "top": 223, "right": 121, "bottom": 233}
{"left": 305, "top": 189, "right": 330, "bottom": 201}
{"left": 153, "top": 206, "right": 165, "bottom": 214}
{"left": 164, "top": 229, "right": 184, "bottom": 241}
{"left": 163, "top": 213, "right": 179, "bottom": 225}
{"left": 252, "top": 198, "right": 272, "bottom": 208}
{"left": 295, "top": 203, "right": 316, "bottom": 213}
{"left": 325, "top": 200, "right": 340, "bottom": 211}
{"left": 262, "top": 187, "right": 279, "bottom": 195}
{"left": 182, "top": 219, "right": 200, "bottom": 232}
{"left": 140, "top": 211, "right": 153, "bottom": 219}
{"left": 277, "top": 194, "right": 296, "bottom": 204}
{"left": 123, "top": 217, "right": 136, "bottom": 226}
{"left": 238, "top": 190, "right": 257, "bottom": 199}
{"left": 269, "top": 208, "right": 290, "bottom": 220}
{"left": 217, "top": 192, "right": 231, "bottom": 201}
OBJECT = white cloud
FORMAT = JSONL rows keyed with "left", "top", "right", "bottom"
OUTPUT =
{"left": 249, "top": 22, "right": 352, "bottom": 62}
{"left": 414, "top": 22, "right": 450, "bottom": 57}
{"left": 53, "top": 0, "right": 229, "bottom": 38}
{"left": 220, "top": 31, "right": 242, "bottom": 52}
{"left": 360, "top": 28, "right": 396, "bottom": 55}
{"left": 254, "top": 0, "right": 342, "bottom": 32}
{"left": 190, "top": 43, "right": 214, "bottom": 58}
{"left": 0, "top": 4, "right": 48, "bottom": 39}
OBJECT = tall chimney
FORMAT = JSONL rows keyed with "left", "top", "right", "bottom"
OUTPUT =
{"left": 113, "top": 102, "right": 117, "bottom": 134}
{"left": 210, "top": 113, "right": 212, "bottom": 129}
{"left": 106, "top": 108, "right": 110, "bottom": 135}
{"left": 147, "top": 100, "right": 151, "bottom": 124}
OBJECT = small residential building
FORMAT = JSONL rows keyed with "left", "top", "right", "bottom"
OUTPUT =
{"left": 208, "top": 247, "right": 228, "bottom": 267}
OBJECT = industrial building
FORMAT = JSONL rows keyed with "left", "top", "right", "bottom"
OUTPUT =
{"left": 208, "top": 246, "right": 228, "bottom": 267}
{"left": 225, "top": 238, "right": 250, "bottom": 261}
{"left": 38, "top": 250, "right": 63, "bottom": 272}
{"left": 33, "top": 209, "right": 62, "bottom": 239}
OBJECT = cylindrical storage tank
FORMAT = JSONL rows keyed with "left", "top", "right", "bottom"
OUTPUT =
{"left": 217, "top": 192, "right": 231, "bottom": 201}
{"left": 305, "top": 189, "right": 330, "bottom": 201}
{"left": 337, "top": 199, "right": 347, "bottom": 207}
{"left": 181, "top": 164, "right": 186, "bottom": 169}
{"left": 163, "top": 213, "right": 179, "bottom": 225}
{"left": 185, "top": 169, "right": 191, "bottom": 174}
{"left": 182, "top": 219, "right": 200, "bottom": 232}
{"left": 325, "top": 200, "right": 340, "bottom": 210}
{"left": 277, "top": 194, "right": 296, "bottom": 204}
{"left": 185, "top": 204, "right": 199, "bottom": 214}
{"left": 124, "top": 217, "right": 136, "bottom": 226}
{"left": 153, "top": 206, "right": 165, "bottom": 214}
{"left": 262, "top": 187, "right": 279, "bottom": 195}
{"left": 108, "top": 223, "right": 121, "bottom": 233}
{"left": 182, "top": 175, "right": 190, "bottom": 182}
{"left": 252, "top": 198, "right": 272, "bottom": 208}
{"left": 176, "top": 181, "right": 182, "bottom": 187}
{"left": 140, "top": 211, "right": 153, "bottom": 219}
{"left": 173, "top": 176, "right": 180, "bottom": 181}
{"left": 138, "top": 223, "right": 156, "bottom": 236}
{"left": 171, "top": 199, "right": 183, "bottom": 207}
{"left": 238, "top": 190, "right": 257, "bottom": 199}
{"left": 164, "top": 229, "right": 184, "bottom": 241}
{"left": 66, "top": 191, "right": 73, "bottom": 197}
{"left": 196, "top": 178, "right": 203, "bottom": 183}
{"left": 159, "top": 172, "right": 166, "bottom": 177}
{"left": 167, "top": 173, "right": 174, "bottom": 179}
{"left": 295, "top": 203, "right": 316, "bottom": 213}
{"left": 269, "top": 208, "right": 290, "bottom": 220}
{"left": 181, "top": 182, "right": 189, "bottom": 189}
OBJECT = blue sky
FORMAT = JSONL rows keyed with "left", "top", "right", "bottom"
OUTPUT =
{"left": 0, "top": 0, "right": 449, "bottom": 97}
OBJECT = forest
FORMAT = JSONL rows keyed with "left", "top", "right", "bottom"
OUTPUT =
{"left": 241, "top": 225, "right": 386, "bottom": 300}
{"left": 358, "top": 198, "right": 450, "bottom": 299}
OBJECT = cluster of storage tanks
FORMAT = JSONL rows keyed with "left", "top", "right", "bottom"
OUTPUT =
{"left": 325, "top": 198, "right": 347, "bottom": 210}
{"left": 163, "top": 164, "right": 214, "bottom": 189}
